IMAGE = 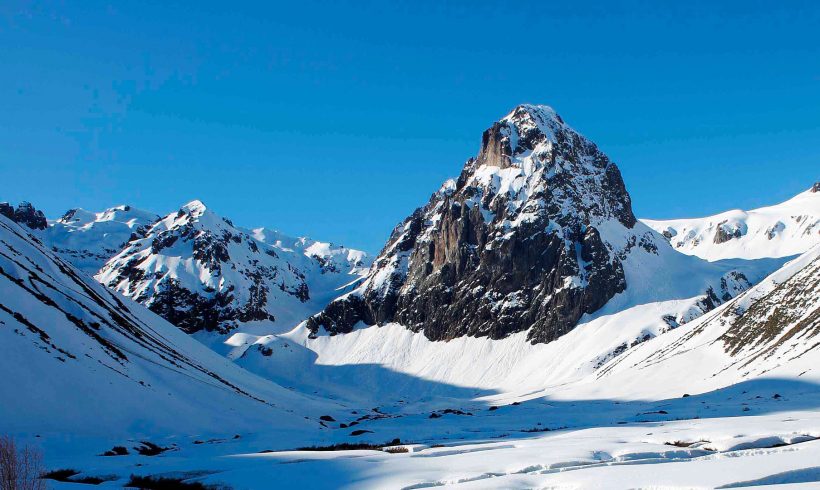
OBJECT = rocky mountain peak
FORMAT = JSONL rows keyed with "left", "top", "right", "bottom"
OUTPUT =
{"left": 307, "top": 104, "right": 644, "bottom": 343}
{"left": 0, "top": 201, "right": 48, "bottom": 230}
{"left": 500, "top": 104, "right": 567, "bottom": 150}
{"left": 466, "top": 104, "right": 636, "bottom": 231}
{"left": 476, "top": 104, "right": 565, "bottom": 169}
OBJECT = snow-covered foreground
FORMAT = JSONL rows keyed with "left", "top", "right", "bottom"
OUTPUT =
{"left": 37, "top": 377, "right": 820, "bottom": 489}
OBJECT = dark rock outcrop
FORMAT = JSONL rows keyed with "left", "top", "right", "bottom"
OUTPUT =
{"left": 713, "top": 220, "right": 744, "bottom": 244}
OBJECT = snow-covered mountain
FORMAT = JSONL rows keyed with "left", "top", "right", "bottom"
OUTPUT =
{"left": 40, "top": 205, "right": 160, "bottom": 274}
{"left": 1, "top": 201, "right": 161, "bottom": 274}
{"left": 643, "top": 183, "right": 820, "bottom": 261}
{"left": 306, "top": 104, "right": 779, "bottom": 344}
{"left": 0, "top": 211, "right": 333, "bottom": 437}
{"left": 97, "top": 200, "right": 370, "bottom": 337}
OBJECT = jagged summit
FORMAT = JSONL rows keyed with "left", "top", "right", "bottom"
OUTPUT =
{"left": 476, "top": 104, "right": 566, "bottom": 168}
{"left": 0, "top": 201, "right": 48, "bottom": 230}
{"left": 180, "top": 199, "right": 209, "bottom": 217}
{"left": 501, "top": 104, "right": 564, "bottom": 129}
{"left": 497, "top": 104, "right": 568, "bottom": 151}
{"left": 463, "top": 103, "right": 636, "bottom": 231}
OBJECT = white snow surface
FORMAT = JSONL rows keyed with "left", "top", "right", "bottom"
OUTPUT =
{"left": 643, "top": 185, "right": 820, "bottom": 261}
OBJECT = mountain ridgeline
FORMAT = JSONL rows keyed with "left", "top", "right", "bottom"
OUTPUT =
{"left": 307, "top": 104, "right": 648, "bottom": 343}
{"left": 96, "top": 201, "right": 371, "bottom": 335}
{"left": 0, "top": 199, "right": 371, "bottom": 337}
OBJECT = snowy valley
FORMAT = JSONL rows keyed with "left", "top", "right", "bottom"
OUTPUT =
{"left": 1, "top": 105, "right": 818, "bottom": 489}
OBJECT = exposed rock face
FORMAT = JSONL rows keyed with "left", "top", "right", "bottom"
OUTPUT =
{"left": 97, "top": 201, "right": 370, "bottom": 335}
{"left": 0, "top": 201, "right": 47, "bottom": 230}
{"left": 811, "top": 182, "right": 820, "bottom": 193}
{"left": 713, "top": 220, "right": 745, "bottom": 244}
{"left": 0, "top": 202, "right": 12, "bottom": 222}
{"left": 308, "top": 104, "right": 642, "bottom": 344}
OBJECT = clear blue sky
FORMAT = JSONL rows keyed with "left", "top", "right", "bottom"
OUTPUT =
{"left": 1, "top": 1, "right": 818, "bottom": 252}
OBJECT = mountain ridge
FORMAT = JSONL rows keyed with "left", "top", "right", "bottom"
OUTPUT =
{"left": 96, "top": 199, "right": 372, "bottom": 338}
{"left": 305, "top": 105, "right": 769, "bottom": 345}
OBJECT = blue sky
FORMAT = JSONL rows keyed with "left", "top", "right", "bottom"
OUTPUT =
{"left": 1, "top": 1, "right": 818, "bottom": 252}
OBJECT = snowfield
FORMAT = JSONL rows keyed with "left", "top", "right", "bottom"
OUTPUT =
{"left": 33, "top": 378, "right": 820, "bottom": 489}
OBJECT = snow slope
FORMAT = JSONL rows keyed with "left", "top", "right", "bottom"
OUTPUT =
{"left": 32, "top": 248, "right": 820, "bottom": 489}
{"left": 589, "top": 245, "right": 820, "bottom": 400}
{"left": 643, "top": 183, "right": 820, "bottom": 261}
{"left": 0, "top": 213, "right": 339, "bottom": 438}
